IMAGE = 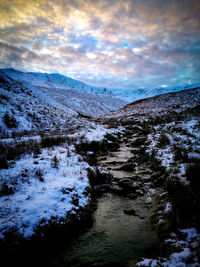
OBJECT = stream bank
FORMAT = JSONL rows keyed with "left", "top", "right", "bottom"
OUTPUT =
{"left": 51, "top": 194, "right": 158, "bottom": 267}
{"left": 50, "top": 129, "right": 164, "bottom": 266}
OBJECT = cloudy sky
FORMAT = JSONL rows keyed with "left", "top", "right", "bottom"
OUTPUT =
{"left": 0, "top": 0, "right": 200, "bottom": 89}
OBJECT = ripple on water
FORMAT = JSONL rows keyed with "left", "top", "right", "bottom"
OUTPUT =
{"left": 52, "top": 194, "right": 158, "bottom": 266}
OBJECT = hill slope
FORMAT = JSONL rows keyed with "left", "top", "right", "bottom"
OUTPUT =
{"left": 2, "top": 68, "right": 199, "bottom": 103}
{"left": 0, "top": 69, "right": 126, "bottom": 118}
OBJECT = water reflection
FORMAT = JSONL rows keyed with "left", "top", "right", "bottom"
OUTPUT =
{"left": 52, "top": 194, "right": 157, "bottom": 266}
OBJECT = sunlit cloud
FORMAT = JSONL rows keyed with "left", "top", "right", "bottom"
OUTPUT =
{"left": 0, "top": 0, "right": 199, "bottom": 88}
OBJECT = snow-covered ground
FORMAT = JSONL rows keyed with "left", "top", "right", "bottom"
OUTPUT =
{"left": 0, "top": 122, "right": 119, "bottom": 239}
{"left": 0, "top": 144, "right": 89, "bottom": 239}
{"left": 137, "top": 228, "right": 200, "bottom": 266}
{"left": 147, "top": 118, "right": 200, "bottom": 180}
{"left": 0, "top": 64, "right": 123, "bottom": 241}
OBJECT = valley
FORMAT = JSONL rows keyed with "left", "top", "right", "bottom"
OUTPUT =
{"left": 0, "top": 69, "right": 200, "bottom": 266}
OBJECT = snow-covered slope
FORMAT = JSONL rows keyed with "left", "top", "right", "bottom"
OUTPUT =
{"left": 0, "top": 68, "right": 126, "bottom": 118}
{"left": 109, "top": 84, "right": 200, "bottom": 102}
{"left": 2, "top": 68, "right": 200, "bottom": 103}
{"left": 105, "top": 87, "right": 200, "bottom": 120}
{"left": 0, "top": 71, "right": 95, "bottom": 138}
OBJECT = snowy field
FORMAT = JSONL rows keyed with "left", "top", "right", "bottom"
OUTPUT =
{"left": 0, "top": 123, "right": 120, "bottom": 239}
{"left": 137, "top": 228, "right": 200, "bottom": 266}
{"left": 0, "top": 143, "right": 90, "bottom": 238}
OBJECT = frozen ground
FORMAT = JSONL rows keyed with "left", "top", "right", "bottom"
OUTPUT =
{"left": 137, "top": 228, "right": 200, "bottom": 266}
{"left": 0, "top": 144, "right": 89, "bottom": 238}
{"left": 147, "top": 118, "right": 200, "bottom": 180}
{"left": 0, "top": 123, "right": 119, "bottom": 239}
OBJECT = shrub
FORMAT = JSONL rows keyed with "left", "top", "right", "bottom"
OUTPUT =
{"left": 0, "top": 181, "right": 14, "bottom": 196}
{"left": 41, "top": 135, "right": 66, "bottom": 148}
{"left": 33, "top": 143, "right": 41, "bottom": 158}
{"left": 71, "top": 193, "right": 79, "bottom": 206}
{"left": 165, "top": 176, "right": 197, "bottom": 227}
{"left": 3, "top": 112, "right": 18, "bottom": 128}
{"left": 51, "top": 155, "right": 59, "bottom": 169}
{"left": 157, "top": 133, "right": 170, "bottom": 148}
{"left": 35, "top": 168, "right": 44, "bottom": 182}
{"left": 104, "top": 133, "right": 117, "bottom": 142}
{"left": 173, "top": 145, "right": 188, "bottom": 162}
{"left": 0, "top": 94, "right": 9, "bottom": 101}
{"left": 67, "top": 148, "right": 70, "bottom": 157}
{"left": 186, "top": 164, "right": 200, "bottom": 194}
{"left": 0, "top": 158, "right": 9, "bottom": 169}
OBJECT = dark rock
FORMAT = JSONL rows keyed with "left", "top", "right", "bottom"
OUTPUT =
{"left": 110, "top": 185, "right": 124, "bottom": 194}
{"left": 118, "top": 179, "right": 133, "bottom": 188}
{"left": 131, "top": 149, "right": 139, "bottom": 155}
{"left": 114, "top": 162, "right": 136, "bottom": 172}
{"left": 93, "top": 184, "right": 111, "bottom": 193}
{"left": 126, "top": 193, "right": 137, "bottom": 199}
{"left": 135, "top": 189, "right": 144, "bottom": 196}
{"left": 131, "top": 181, "right": 142, "bottom": 190}
{"left": 99, "top": 157, "right": 107, "bottom": 161}
{"left": 130, "top": 175, "right": 141, "bottom": 181}
{"left": 123, "top": 208, "right": 136, "bottom": 215}
{"left": 151, "top": 171, "right": 162, "bottom": 179}
{"left": 130, "top": 138, "right": 146, "bottom": 147}
{"left": 106, "top": 160, "right": 117, "bottom": 165}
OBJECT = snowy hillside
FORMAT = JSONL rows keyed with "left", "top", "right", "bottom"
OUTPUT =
{"left": 110, "top": 83, "right": 200, "bottom": 102}
{"left": 0, "top": 69, "right": 126, "bottom": 118}
{"left": 0, "top": 71, "right": 102, "bottom": 138}
{"left": 0, "top": 71, "right": 200, "bottom": 266}
{"left": 106, "top": 86, "right": 200, "bottom": 119}
{"left": 2, "top": 68, "right": 200, "bottom": 103}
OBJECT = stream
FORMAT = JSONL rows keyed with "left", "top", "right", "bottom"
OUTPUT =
{"left": 51, "top": 193, "right": 157, "bottom": 267}
{"left": 51, "top": 134, "right": 159, "bottom": 267}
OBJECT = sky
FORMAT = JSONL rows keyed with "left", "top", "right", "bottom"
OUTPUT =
{"left": 0, "top": 0, "right": 200, "bottom": 89}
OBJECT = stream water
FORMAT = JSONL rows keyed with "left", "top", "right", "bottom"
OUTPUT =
{"left": 51, "top": 193, "right": 158, "bottom": 267}
{"left": 51, "top": 135, "right": 159, "bottom": 266}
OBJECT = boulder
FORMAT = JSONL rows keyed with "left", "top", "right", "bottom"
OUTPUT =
{"left": 114, "top": 162, "right": 136, "bottom": 172}
{"left": 137, "top": 174, "right": 151, "bottom": 182}
{"left": 123, "top": 208, "right": 136, "bottom": 215}
{"left": 118, "top": 179, "right": 133, "bottom": 189}
{"left": 110, "top": 185, "right": 124, "bottom": 194}
{"left": 126, "top": 193, "right": 137, "bottom": 199}
{"left": 131, "top": 181, "right": 142, "bottom": 190}
{"left": 151, "top": 171, "right": 162, "bottom": 179}
{"left": 135, "top": 189, "right": 144, "bottom": 196}
{"left": 135, "top": 169, "right": 151, "bottom": 175}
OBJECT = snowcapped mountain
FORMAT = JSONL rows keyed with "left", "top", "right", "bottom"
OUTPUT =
{"left": 104, "top": 86, "right": 200, "bottom": 121}
{"left": 0, "top": 68, "right": 126, "bottom": 138}
{"left": 109, "top": 84, "right": 200, "bottom": 102}
{"left": 0, "top": 68, "right": 126, "bottom": 117}
{"left": 1, "top": 68, "right": 199, "bottom": 138}
{"left": 2, "top": 68, "right": 200, "bottom": 103}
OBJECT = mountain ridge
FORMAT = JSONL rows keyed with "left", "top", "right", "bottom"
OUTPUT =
{"left": 2, "top": 68, "right": 200, "bottom": 103}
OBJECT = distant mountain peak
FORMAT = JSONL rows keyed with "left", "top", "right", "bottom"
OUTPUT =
{"left": 1, "top": 68, "right": 200, "bottom": 103}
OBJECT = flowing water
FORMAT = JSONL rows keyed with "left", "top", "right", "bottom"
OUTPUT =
{"left": 52, "top": 194, "right": 158, "bottom": 267}
{"left": 51, "top": 136, "right": 158, "bottom": 266}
